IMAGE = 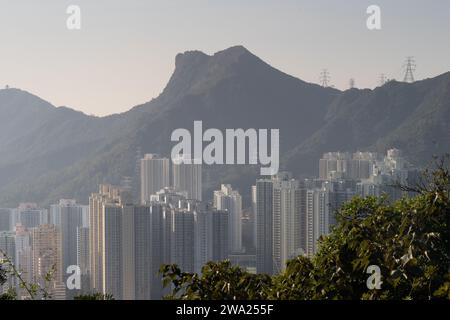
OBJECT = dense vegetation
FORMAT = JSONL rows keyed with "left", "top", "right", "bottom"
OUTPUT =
{"left": 161, "top": 157, "right": 450, "bottom": 300}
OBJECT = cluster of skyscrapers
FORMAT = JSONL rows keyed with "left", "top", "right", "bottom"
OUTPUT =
{"left": 0, "top": 149, "right": 416, "bottom": 299}
{"left": 254, "top": 148, "right": 417, "bottom": 274}
{"left": 0, "top": 201, "right": 88, "bottom": 299}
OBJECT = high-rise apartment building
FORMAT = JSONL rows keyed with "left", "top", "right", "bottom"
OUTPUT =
{"left": 305, "top": 188, "right": 328, "bottom": 256}
{"left": 76, "top": 226, "right": 90, "bottom": 294}
{"left": 14, "top": 224, "right": 32, "bottom": 299}
{"left": 30, "top": 224, "right": 65, "bottom": 300}
{"left": 89, "top": 184, "right": 162, "bottom": 300}
{"left": 89, "top": 184, "right": 127, "bottom": 299}
{"left": 172, "top": 156, "right": 202, "bottom": 201}
{"left": 121, "top": 203, "right": 136, "bottom": 300}
{"left": 305, "top": 180, "right": 355, "bottom": 256}
{"left": 18, "top": 203, "right": 48, "bottom": 229}
{"left": 251, "top": 185, "right": 257, "bottom": 250}
{"left": 213, "top": 184, "right": 242, "bottom": 253}
{"left": 256, "top": 178, "right": 273, "bottom": 275}
{"left": 50, "top": 199, "right": 88, "bottom": 297}
{"left": 149, "top": 188, "right": 228, "bottom": 297}
{"left": 319, "top": 152, "right": 351, "bottom": 180}
{"left": 0, "top": 209, "right": 13, "bottom": 232}
{"left": 140, "top": 154, "right": 170, "bottom": 205}
{"left": 272, "top": 173, "right": 305, "bottom": 273}
{"left": 133, "top": 205, "right": 151, "bottom": 300}
{"left": 152, "top": 203, "right": 170, "bottom": 299}
{"left": 194, "top": 203, "right": 229, "bottom": 274}
{"left": 210, "top": 209, "right": 229, "bottom": 262}
{"left": 168, "top": 206, "right": 195, "bottom": 273}
{"left": 194, "top": 208, "right": 212, "bottom": 274}
{"left": 319, "top": 152, "right": 378, "bottom": 180}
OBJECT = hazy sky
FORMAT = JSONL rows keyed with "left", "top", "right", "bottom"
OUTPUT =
{"left": 1, "top": 0, "right": 449, "bottom": 116}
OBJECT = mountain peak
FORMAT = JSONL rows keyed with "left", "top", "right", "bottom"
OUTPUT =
{"left": 175, "top": 50, "right": 209, "bottom": 69}
{"left": 0, "top": 87, "right": 55, "bottom": 112}
{"left": 0, "top": 87, "right": 27, "bottom": 97}
{"left": 156, "top": 46, "right": 260, "bottom": 104}
{"left": 213, "top": 45, "right": 252, "bottom": 58}
{"left": 174, "top": 45, "right": 254, "bottom": 69}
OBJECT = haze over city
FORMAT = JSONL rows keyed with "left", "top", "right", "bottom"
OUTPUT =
{"left": 1, "top": 0, "right": 450, "bottom": 116}
{"left": 1, "top": 0, "right": 450, "bottom": 306}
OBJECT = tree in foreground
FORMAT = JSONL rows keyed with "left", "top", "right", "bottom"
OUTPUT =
{"left": 160, "top": 262, "right": 272, "bottom": 300}
{"left": 161, "top": 156, "right": 450, "bottom": 300}
{"left": 0, "top": 249, "right": 55, "bottom": 300}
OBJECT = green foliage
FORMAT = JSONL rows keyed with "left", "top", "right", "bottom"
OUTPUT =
{"left": 0, "top": 288, "right": 17, "bottom": 300}
{"left": 0, "top": 265, "right": 7, "bottom": 286}
{"left": 305, "top": 191, "right": 450, "bottom": 300}
{"left": 160, "top": 261, "right": 272, "bottom": 300}
{"left": 270, "top": 256, "right": 315, "bottom": 300}
{"left": 0, "top": 249, "right": 56, "bottom": 300}
{"left": 161, "top": 157, "right": 450, "bottom": 300}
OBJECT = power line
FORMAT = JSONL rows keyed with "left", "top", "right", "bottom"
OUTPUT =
{"left": 320, "top": 69, "right": 330, "bottom": 87}
{"left": 403, "top": 56, "right": 416, "bottom": 83}
{"left": 349, "top": 78, "right": 355, "bottom": 89}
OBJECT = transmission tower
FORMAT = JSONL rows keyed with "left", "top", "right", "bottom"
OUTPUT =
{"left": 349, "top": 78, "right": 355, "bottom": 89}
{"left": 403, "top": 57, "right": 416, "bottom": 83}
{"left": 320, "top": 69, "right": 330, "bottom": 87}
